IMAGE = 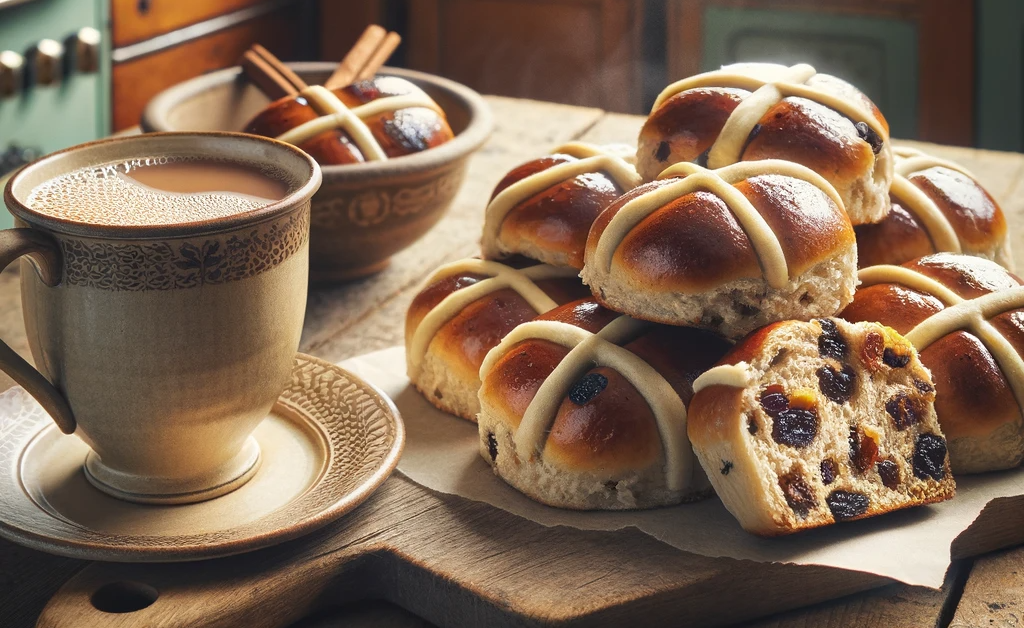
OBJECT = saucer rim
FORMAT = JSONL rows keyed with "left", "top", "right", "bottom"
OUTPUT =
{"left": 0, "top": 352, "right": 406, "bottom": 563}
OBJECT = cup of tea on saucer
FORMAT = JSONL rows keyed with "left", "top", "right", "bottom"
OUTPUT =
{"left": 2, "top": 132, "right": 321, "bottom": 505}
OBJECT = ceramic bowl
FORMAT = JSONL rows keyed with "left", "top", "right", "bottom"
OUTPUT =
{"left": 142, "top": 63, "right": 492, "bottom": 282}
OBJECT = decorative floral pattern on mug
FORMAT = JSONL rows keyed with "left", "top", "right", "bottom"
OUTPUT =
{"left": 59, "top": 208, "right": 310, "bottom": 291}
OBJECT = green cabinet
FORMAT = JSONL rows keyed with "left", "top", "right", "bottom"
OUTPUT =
{"left": 0, "top": 0, "right": 110, "bottom": 229}
{"left": 977, "top": 0, "right": 1024, "bottom": 151}
{"left": 701, "top": 6, "right": 919, "bottom": 139}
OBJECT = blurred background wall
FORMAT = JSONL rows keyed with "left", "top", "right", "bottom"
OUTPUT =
{"left": 0, "top": 0, "right": 1019, "bottom": 183}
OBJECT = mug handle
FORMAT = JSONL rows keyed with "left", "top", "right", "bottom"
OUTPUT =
{"left": 0, "top": 229, "right": 75, "bottom": 434}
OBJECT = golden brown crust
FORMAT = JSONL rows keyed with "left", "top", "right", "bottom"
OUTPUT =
{"left": 910, "top": 167, "right": 1007, "bottom": 251}
{"left": 638, "top": 87, "right": 746, "bottom": 174}
{"left": 842, "top": 254, "right": 1024, "bottom": 452}
{"left": 637, "top": 67, "right": 890, "bottom": 226}
{"left": 612, "top": 185, "right": 762, "bottom": 292}
{"left": 743, "top": 98, "right": 875, "bottom": 190}
{"left": 545, "top": 366, "right": 662, "bottom": 472}
{"left": 855, "top": 164, "right": 1009, "bottom": 267}
{"left": 686, "top": 383, "right": 745, "bottom": 458}
{"left": 925, "top": 332, "right": 1018, "bottom": 439}
{"left": 480, "top": 338, "right": 569, "bottom": 430}
{"left": 245, "top": 77, "right": 454, "bottom": 165}
{"left": 480, "top": 299, "right": 731, "bottom": 470}
{"left": 490, "top": 154, "right": 625, "bottom": 268}
{"left": 907, "top": 255, "right": 1022, "bottom": 298}
{"left": 838, "top": 283, "right": 944, "bottom": 335}
{"left": 586, "top": 172, "right": 852, "bottom": 293}
{"left": 638, "top": 85, "right": 884, "bottom": 183}
{"left": 855, "top": 202, "right": 936, "bottom": 268}
{"left": 406, "top": 266, "right": 588, "bottom": 419}
{"left": 536, "top": 297, "right": 620, "bottom": 331}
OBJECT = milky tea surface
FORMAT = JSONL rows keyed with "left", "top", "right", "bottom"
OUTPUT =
{"left": 27, "top": 156, "right": 289, "bottom": 227}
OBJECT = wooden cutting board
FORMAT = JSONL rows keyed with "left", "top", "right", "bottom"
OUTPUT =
{"left": 33, "top": 477, "right": 1024, "bottom": 628}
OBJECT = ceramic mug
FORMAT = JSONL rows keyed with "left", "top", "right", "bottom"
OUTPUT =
{"left": 1, "top": 132, "right": 321, "bottom": 504}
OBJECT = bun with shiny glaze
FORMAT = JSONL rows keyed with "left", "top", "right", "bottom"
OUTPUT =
{"left": 855, "top": 147, "right": 1013, "bottom": 270}
{"left": 581, "top": 159, "right": 856, "bottom": 339}
{"left": 405, "top": 258, "right": 588, "bottom": 421}
{"left": 637, "top": 63, "right": 892, "bottom": 225}
{"left": 481, "top": 142, "right": 641, "bottom": 269}
{"left": 477, "top": 299, "right": 731, "bottom": 509}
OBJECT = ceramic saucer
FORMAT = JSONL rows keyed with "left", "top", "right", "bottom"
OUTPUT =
{"left": 0, "top": 353, "right": 404, "bottom": 562}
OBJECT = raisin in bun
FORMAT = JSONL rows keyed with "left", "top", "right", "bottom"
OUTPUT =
{"left": 477, "top": 299, "right": 731, "bottom": 509}
{"left": 689, "top": 318, "right": 955, "bottom": 537}
{"left": 855, "top": 147, "right": 1014, "bottom": 269}
{"left": 581, "top": 159, "right": 856, "bottom": 339}
{"left": 406, "top": 258, "right": 587, "bottom": 421}
{"left": 842, "top": 254, "right": 1024, "bottom": 473}
{"left": 638, "top": 63, "right": 892, "bottom": 225}
{"left": 245, "top": 76, "right": 454, "bottom": 165}
{"left": 481, "top": 142, "right": 642, "bottom": 268}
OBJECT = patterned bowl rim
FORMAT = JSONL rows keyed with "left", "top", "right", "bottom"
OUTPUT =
{"left": 0, "top": 352, "right": 405, "bottom": 563}
{"left": 142, "top": 63, "right": 494, "bottom": 183}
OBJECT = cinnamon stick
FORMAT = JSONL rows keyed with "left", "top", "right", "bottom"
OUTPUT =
{"left": 251, "top": 44, "right": 307, "bottom": 93}
{"left": 240, "top": 44, "right": 308, "bottom": 101}
{"left": 356, "top": 31, "right": 401, "bottom": 81}
{"left": 325, "top": 25, "right": 401, "bottom": 89}
{"left": 241, "top": 51, "right": 296, "bottom": 100}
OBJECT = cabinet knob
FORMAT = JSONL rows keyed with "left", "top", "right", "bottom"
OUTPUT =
{"left": 30, "top": 38, "right": 65, "bottom": 87}
{"left": 71, "top": 27, "right": 101, "bottom": 74}
{"left": 0, "top": 50, "right": 24, "bottom": 98}
{"left": 1, "top": 144, "right": 42, "bottom": 177}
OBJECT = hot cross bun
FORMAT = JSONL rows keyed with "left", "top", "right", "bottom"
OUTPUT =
{"left": 406, "top": 258, "right": 588, "bottom": 421}
{"left": 637, "top": 63, "right": 892, "bottom": 225}
{"left": 842, "top": 253, "right": 1024, "bottom": 473}
{"left": 581, "top": 159, "right": 856, "bottom": 339}
{"left": 245, "top": 76, "right": 454, "bottom": 165}
{"left": 481, "top": 142, "right": 642, "bottom": 268}
{"left": 855, "top": 147, "right": 1013, "bottom": 270}
{"left": 689, "top": 318, "right": 955, "bottom": 536}
{"left": 477, "top": 299, "right": 731, "bottom": 509}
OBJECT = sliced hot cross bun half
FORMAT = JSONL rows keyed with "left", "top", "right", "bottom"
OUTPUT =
{"left": 481, "top": 142, "right": 642, "bottom": 268}
{"left": 688, "top": 318, "right": 955, "bottom": 537}
{"left": 406, "top": 258, "right": 588, "bottom": 421}
{"left": 477, "top": 299, "right": 731, "bottom": 509}
{"left": 842, "top": 253, "right": 1024, "bottom": 473}
{"left": 855, "top": 147, "right": 1013, "bottom": 270}
{"left": 581, "top": 159, "right": 857, "bottom": 339}
{"left": 638, "top": 63, "right": 893, "bottom": 225}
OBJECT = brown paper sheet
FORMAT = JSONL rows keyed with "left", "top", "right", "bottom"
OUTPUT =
{"left": 342, "top": 346, "right": 1024, "bottom": 588}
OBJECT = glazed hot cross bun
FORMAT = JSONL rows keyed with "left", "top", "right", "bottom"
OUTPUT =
{"left": 638, "top": 63, "right": 892, "bottom": 225}
{"left": 245, "top": 76, "right": 454, "bottom": 165}
{"left": 477, "top": 299, "right": 731, "bottom": 509}
{"left": 406, "top": 258, "right": 587, "bottom": 421}
{"left": 689, "top": 318, "right": 955, "bottom": 537}
{"left": 842, "top": 254, "right": 1024, "bottom": 473}
{"left": 581, "top": 159, "right": 856, "bottom": 339}
{"left": 855, "top": 147, "right": 1013, "bottom": 270}
{"left": 481, "top": 142, "right": 642, "bottom": 268}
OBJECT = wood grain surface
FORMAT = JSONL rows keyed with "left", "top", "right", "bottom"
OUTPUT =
{"left": 3, "top": 97, "right": 1024, "bottom": 627}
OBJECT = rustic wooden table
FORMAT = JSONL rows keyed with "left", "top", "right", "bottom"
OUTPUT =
{"left": 2, "top": 97, "right": 1023, "bottom": 627}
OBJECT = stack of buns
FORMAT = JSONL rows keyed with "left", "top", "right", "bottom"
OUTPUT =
{"left": 405, "top": 61, "right": 1017, "bottom": 535}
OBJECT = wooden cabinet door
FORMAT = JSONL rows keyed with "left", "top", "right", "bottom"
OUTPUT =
{"left": 111, "top": 7, "right": 300, "bottom": 131}
{"left": 406, "top": 0, "right": 644, "bottom": 113}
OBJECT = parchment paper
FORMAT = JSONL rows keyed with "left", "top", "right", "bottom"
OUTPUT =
{"left": 341, "top": 346, "right": 1024, "bottom": 587}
